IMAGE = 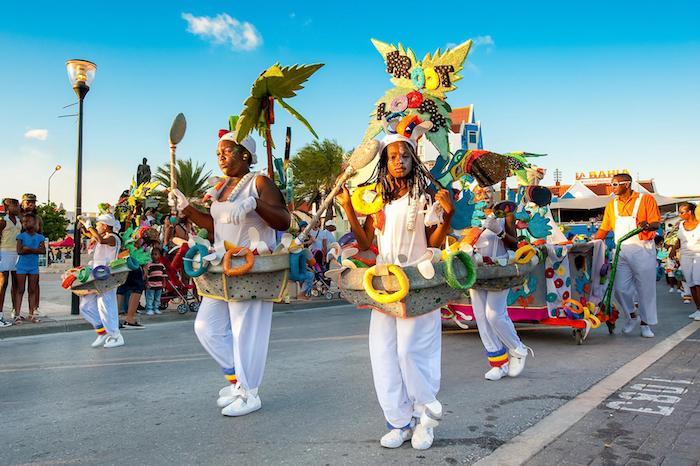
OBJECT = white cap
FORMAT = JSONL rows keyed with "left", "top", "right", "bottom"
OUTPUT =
{"left": 378, "top": 133, "right": 416, "bottom": 155}
{"left": 219, "top": 131, "right": 257, "bottom": 165}
{"left": 96, "top": 213, "right": 121, "bottom": 233}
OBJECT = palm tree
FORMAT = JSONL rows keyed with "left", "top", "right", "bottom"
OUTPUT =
{"left": 290, "top": 139, "right": 346, "bottom": 209}
{"left": 154, "top": 158, "right": 211, "bottom": 201}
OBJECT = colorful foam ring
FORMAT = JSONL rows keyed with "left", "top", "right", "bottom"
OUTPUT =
{"left": 561, "top": 298, "right": 584, "bottom": 319}
{"left": 514, "top": 244, "right": 537, "bottom": 264}
{"left": 109, "top": 258, "right": 127, "bottom": 270}
{"left": 184, "top": 244, "right": 210, "bottom": 278}
{"left": 288, "top": 251, "right": 308, "bottom": 282}
{"left": 92, "top": 265, "right": 111, "bottom": 281}
{"left": 389, "top": 95, "right": 409, "bottom": 113}
{"left": 222, "top": 246, "right": 255, "bottom": 277}
{"left": 395, "top": 115, "right": 421, "bottom": 138}
{"left": 410, "top": 68, "right": 425, "bottom": 89}
{"left": 77, "top": 267, "right": 93, "bottom": 283}
{"left": 444, "top": 251, "right": 477, "bottom": 291}
{"left": 61, "top": 273, "right": 78, "bottom": 289}
{"left": 126, "top": 256, "right": 141, "bottom": 271}
{"left": 424, "top": 67, "right": 439, "bottom": 90}
{"left": 351, "top": 184, "right": 384, "bottom": 216}
{"left": 363, "top": 264, "right": 410, "bottom": 304}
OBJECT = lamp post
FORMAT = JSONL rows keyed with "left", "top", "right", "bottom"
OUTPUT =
{"left": 47, "top": 165, "right": 62, "bottom": 203}
{"left": 66, "top": 59, "right": 96, "bottom": 315}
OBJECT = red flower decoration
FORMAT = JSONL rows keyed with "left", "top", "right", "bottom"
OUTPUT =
{"left": 545, "top": 268, "right": 555, "bottom": 278}
{"left": 554, "top": 278, "right": 564, "bottom": 288}
{"left": 562, "top": 291, "right": 570, "bottom": 300}
{"left": 406, "top": 91, "right": 423, "bottom": 108}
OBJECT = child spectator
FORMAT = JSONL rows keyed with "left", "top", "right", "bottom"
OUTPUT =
{"left": 14, "top": 213, "right": 45, "bottom": 323}
{"left": 144, "top": 247, "right": 167, "bottom": 315}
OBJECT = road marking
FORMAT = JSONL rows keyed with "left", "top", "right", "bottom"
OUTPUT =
{"left": 0, "top": 355, "right": 212, "bottom": 373}
{"left": 606, "top": 379, "right": 691, "bottom": 416}
{"left": 473, "top": 321, "right": 700, "bottom": 466}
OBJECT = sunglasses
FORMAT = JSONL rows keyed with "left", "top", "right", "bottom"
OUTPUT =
{"left": 610, "top": 181, "right": 631, "bottom": 188}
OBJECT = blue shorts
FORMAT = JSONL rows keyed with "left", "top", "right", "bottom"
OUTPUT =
{"left": 16, "top": 264, "right": 39, "bottom": 275}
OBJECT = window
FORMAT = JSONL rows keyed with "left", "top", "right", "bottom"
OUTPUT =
{"left": 468, "top": 131, "right": 477, "bottom": 144}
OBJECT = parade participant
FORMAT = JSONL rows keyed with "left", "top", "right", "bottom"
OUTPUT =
{"left": 594, "top": 173, "right": 660, "bottom": 337}
{"left": 169, "top": 131, "right": 290, "bottom": 417}
{"left": 673, "top": 202, "right": 700, "bottom": 319}
{"left": 14, "top": 213, "right": 45, "bottom": 323}
{"left": 468, "top": 186, "right": 533, "bottom": 381}
{"left": 337, "top": 133, "right": 454, "bottom": 450}
{"left": 78, "top": 214, "right": 125, "bottom": 348}
{"left": 0, "top": 198, "right": 21, "bottom": 326}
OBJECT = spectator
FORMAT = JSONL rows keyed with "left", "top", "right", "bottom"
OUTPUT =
{"left": 144, "top": 247, "right": 166, "bottom": 315}
{"left": 0, "top": 198, "right": 21, "bottom": 326}
{"left": 673, "top": 202, "right": 700, "bottom": 319}
{"left": 14, "top": 213, "right": 45, "bottom": 323}
{"left": 310, "top": 221, "right": 335, "bottom": 269}
{"left": 20, "top": 194, "right": 43, "bottom": 233}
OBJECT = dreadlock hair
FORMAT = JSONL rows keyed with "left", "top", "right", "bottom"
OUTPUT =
{"left": 363, "top": 141, "right": 434, "bottom": 205}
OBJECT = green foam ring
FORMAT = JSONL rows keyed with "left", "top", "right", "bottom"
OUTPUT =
{"left": 444, "top": 251, "right": 477, "bottom": 291}
{"left": 77, "top": 267, "right": 93, "bottom": 283}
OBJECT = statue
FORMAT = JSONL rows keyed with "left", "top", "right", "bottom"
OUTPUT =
{"left": 137, "top": 157, "right": 151, "bottom": 185}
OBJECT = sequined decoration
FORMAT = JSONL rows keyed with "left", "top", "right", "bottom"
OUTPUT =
{"left": 386, "top": 51, "right": 412, "bottom": 79}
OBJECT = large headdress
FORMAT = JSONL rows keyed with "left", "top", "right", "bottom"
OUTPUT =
{"left": 364, "top": 39, "right": 473, "bottom": 158}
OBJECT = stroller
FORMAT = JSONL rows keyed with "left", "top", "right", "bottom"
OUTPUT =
{"left": 307, "top": 250, "right": 339, "bottom": 300}
{"left": 160, "top": 245, "right": 201, "bottom": 314}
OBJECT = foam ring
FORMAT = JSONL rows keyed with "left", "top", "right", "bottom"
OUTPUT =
{"left": 444, "top": 251, "right": 477, "bottom": 291}
{"left": 77, "top": 267, "right": 93, "bottom": 283}
{"left": 126, "top": 256, "right": 141, "bottom": 271}
{"left": 222, "top": 246, "right": 255, "bottom": 277}
{"left": 515, "top": 245, "right": 537, "bottom": 264}
{"left": 389, "top": 95, "right": 409, "bottom": 113}
{"left": 362, "top": 265, "right": 409, "bottom": 304}
{"left": 184, "top": 244, "right": 210, "bottom": 278}
{"left": 62, "top": 274, "right": 77, "bottom": 289}
{"left": 92, "top": 265, "right": 111, "bottom": 281}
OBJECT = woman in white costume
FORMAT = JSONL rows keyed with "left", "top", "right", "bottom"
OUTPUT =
{"left": 673, "top": 202, "right": 700, "bottom": 319}
{"left": 78, "top": 214, "right": 124, "bottom": 348}
{"left": 468, "top": 187, "right": 532, "bottom": 381}
{"left": 338, "top": 133, "right": 454, "bottom": 450}
{"left": 169, "top": 131, "right": 290, "bottom": 417}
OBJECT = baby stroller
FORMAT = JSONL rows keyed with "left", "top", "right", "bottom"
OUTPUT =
{"left": 160, "top": 245, "right": 200, "bottom": 314}
{"left": 308, "top": 251, "right": 339, "bottom": 300}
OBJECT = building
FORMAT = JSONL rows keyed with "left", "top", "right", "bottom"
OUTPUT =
{"left": 418, "top": 104, "right": 483, "bottom": 163}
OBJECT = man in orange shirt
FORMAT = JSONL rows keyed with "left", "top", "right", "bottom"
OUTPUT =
{"left": 594, "top": 173, "right": 661, "bottom": 337}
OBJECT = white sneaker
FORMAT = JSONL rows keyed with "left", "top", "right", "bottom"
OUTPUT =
{"left": 91, "top": 334, "right": 109, "bottom": 348}
{"left": 622, "top": 316, "right": 640, "bottom": 334}
{"left": 669, "top": 288, "right": 676, "bottom": 293}
{"left": 485, "top": 365, "right": 509, "bottom": 381}
{"left": 103, "top": 333, "right": 125, "bottom": 348}
{"left": 221, "top": 387, "right": 261, "bottom": 417}
{"left": 146, "top": 310, "right": 155, "bottom": 316}
{"left": 640, "top": 325, "right": 655, "bottom": 338}
{"left": 419, "top": 400, "right": 443, "bottom": 429}
{"left": 217, "top": 383, "right": 244, "bottom": 408}
{"left": 155, "top": 309, "right": 162, "bottom": 315}
{"left": 0, "top": 315, "right": 13, "bottom": 328}
{"left": 380, "top": 427, "right": 412, "bottom": 448}
{"left": 411, "top": 422, "right": 435, "bottom": 450}
{"left": 508, "top": 345, "right": 533, "bottom": 378}
{"left": 690, "top": 311, "right": 700, "bottom": 320}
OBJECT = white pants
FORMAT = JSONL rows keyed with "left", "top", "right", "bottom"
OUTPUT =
{"left": 614, "top": 245, "right": 658, "bottom": 325}
{"left": 469, "top": 289, "right": 523, "bottom": 360}
{"left": 369, "top": 309, "right": 441, "bottom": 429}
{"left": 194, "top": 297, "right": 273, "bottom": 390}
{"left": 680, "top": 255, "right": 700, "bottom": 287}
{"left": 79, "top": 289, "right": 119, "bottom": 335}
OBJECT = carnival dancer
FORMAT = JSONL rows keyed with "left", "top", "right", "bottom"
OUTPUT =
{"left": 594, "top": 173, "right": 661, "bottom": 338}
{"left": 78, "top": 214, "right": 124, "bottom": 348}
{"left": 337, "top": 133, "right": 454, "bottom": 450}
{"left": 169, "top": 131, "right": 290, "bottom": 417}
{"left": 468, "top": 186, "right": 533, "bottom": 381}
{"left": 673, "top": 202, "right": 700, "bottom": 319}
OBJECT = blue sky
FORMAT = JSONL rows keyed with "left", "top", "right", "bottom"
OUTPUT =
{"left": 1, "top": 1, "right": 698, "bottom": 211}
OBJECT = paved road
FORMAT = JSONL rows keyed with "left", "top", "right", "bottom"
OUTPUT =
{"left": 0, "top": 285, "right": 695, "bottom": 465}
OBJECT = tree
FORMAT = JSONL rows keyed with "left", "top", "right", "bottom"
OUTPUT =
{"left": 290, "top": 139, "right": 346, "bottom": 206}
{"left": 154, "top": 158, "right": 212, "bottom": 201}
{"left": 36, "top": 202, "right": 70, "bottom": 241}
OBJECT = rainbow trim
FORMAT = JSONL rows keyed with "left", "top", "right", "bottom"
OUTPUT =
{"left": 95, "top": 326, "right": 106, "bottom": 335}
{"left": 486, "top": 348, "right": 509, "bottom": 367}
{"left": 222, "top": 368, "right": 237, "bottom": 384}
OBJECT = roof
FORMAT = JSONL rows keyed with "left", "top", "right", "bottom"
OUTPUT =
{"left": 552, "top": 193, "right": 680, "bottom": 210}
{"left": 449, "top": 105, "right": 473, "bottom": 133}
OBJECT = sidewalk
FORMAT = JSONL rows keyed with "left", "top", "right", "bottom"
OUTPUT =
{"left": 524, "top": 327, "right": 700, "bottom": 466}
{"left": 1, "top": 271, "right": 346, "bottom": 338}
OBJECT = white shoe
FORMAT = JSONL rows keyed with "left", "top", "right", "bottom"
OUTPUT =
{"left": 411, "top": 422, "right": 435, "bottom": 450}
{"left": 155, "top": 309, "right": 162, "bottom": 315}
{"left": 419, "top": 400, "right": 443, "bottom": 429}
{"left": 640, "top": 325, "right": 655, "bottom": 338}
{"left": 91, "top": 334, "right": 109, "bottom": 348}
{"left": 677, "top": 288, "right": 684, "bottom": 294}
{"left": 380, "top": 426, "right": 412, "bottom": 448}
{"left": 217, "top": 383, "right": 243, "bottom": 408}
{"left": 485, "top": 365, "right": 509, "bottom": 381}
{"left": 221, "top": 387, "right": 261, "bottom": 417}
{"left": 669, "top": 288, "right": 676, "bottom": 293}
{"left": 508, "top": 345, "right": 533, "bottom": 378}
{"left": 103, "top": 333, "right": 124, "bottom": 348}
{"left": 622, "top": 316, "right": 640, "bottom": 334}
{"left": 689, "top": 311, "right": 700, "bottom": 320}
{"left": 146, "top": 310, "right": 155, "bottom": 316}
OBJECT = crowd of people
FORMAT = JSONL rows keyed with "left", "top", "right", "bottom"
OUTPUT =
{"left": 0, "top": 194, "right": 45, "bottom": 327}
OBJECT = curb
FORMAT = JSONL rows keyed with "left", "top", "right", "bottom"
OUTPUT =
{"left": 0, "top": 299, "right": 347, "bottom": 339}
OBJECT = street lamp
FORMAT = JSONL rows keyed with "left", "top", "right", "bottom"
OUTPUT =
{"left": 66, "top": 59, "right": 96, "bottom": 315}
{"left": 48, "top": 165, "right": 62, "bottom": 203}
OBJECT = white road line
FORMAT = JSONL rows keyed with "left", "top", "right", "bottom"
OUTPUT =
{"left": 473, "top": 321, "right": 700, "bottom": 466}
{"left": 0, "top": 356, "right": 212, "bottom": 373}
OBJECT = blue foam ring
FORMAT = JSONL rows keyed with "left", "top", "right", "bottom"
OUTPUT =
{"left": 126, "top": 256, "right": 141, "bottom": 271}
{"left": 92, "top": 265, "right": 111, "bottom": 281}
{"left": 183, "top": 244, "right": 209, "bottom": 278}
{"left": 411, "top": 67, "right": 425, "bottom": 89}
{"left": 288, "top": 251, "right": 308, "bottom": 282}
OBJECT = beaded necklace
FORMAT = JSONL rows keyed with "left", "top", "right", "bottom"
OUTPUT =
{"left": 218, "top": 172, "right": 256, "bottom": 204}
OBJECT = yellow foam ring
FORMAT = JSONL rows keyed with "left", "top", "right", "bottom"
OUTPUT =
{"left": 514, "top": 245, "right": 537, "bottom": 264}
{"left": 583, "top": 303, "right": 602, "bottom": 329}
{"left": 351, "top": 184, "right": 384, "bottom": 216}
{"left": 224, "top": 240, "right": 237, "bottom": 251}
{"left": 362, "top": 264, "right": 410, "bottom": 304}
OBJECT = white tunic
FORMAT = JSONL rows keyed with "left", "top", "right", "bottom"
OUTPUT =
{"left": 91, "top": 233, "right": 120, "bottom": 267}
{"left": 210, "top": 174, "right": 277, "bottom": 251}
{"left": 375, "top": 193, "right": 427, "bottom": 264}
{"left": 473, "top": 218, "right": 507, "bottom": 260}
{"left": 678, "top": 222, "right": 700, "bottom": 257}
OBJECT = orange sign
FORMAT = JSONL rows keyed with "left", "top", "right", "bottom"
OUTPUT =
{"left": 575, "top": 169, "right": 629, "bottom": 180}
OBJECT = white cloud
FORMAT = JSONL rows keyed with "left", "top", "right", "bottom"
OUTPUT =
{"left": 182, "top": 12, "right": 262, "bottom": 51}
{"left": 24, "top": 128, "right": 48, "bottom": 140}
{"left": 473, "top": 35, "right": 495, "bottom": 47}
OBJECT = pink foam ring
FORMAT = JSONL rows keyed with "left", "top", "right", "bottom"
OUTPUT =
{"left": 389, "top": 95, "right": 409, "bottom": 113}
